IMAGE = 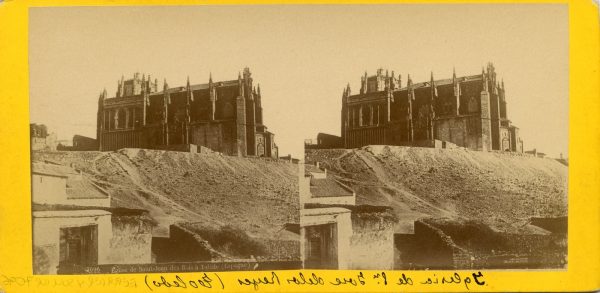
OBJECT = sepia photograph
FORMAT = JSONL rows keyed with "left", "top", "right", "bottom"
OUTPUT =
{"left": 29, "top": 6, "right": 305, "bottom": 274}
{"left": 298, "top": 5, "right": 568, "bottom": 270}
{"left": 28, "top": 4, "right": 568, "bottom": 275}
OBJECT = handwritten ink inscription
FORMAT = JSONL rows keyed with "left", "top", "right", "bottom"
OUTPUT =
{"left": 1, "top": 271, "right": 487, "bottom": 291}
{"left": 144, "top": 273, "right": 224, "bottom": 291}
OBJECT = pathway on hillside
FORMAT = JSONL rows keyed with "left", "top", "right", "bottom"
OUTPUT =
{"left": 90, "top": 152, "right": 224, "bottom": 236}
{"left": 353, "top": 148, "right": 456, "bottom": 218}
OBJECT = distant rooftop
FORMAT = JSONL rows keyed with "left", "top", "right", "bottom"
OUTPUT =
{"left": 32, "top": 162, "right": 77, "bottom": 178}
{"left": 32, "top": 162, "right": 108, "bottom": 199}
{"left": 310, "top": 175, "right": 354, "bottom": 198}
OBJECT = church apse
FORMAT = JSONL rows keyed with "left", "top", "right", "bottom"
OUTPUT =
{"left": 96, "top": 68, "right": 278, "bottom": 158}
{"left": 338, "top": 63, "right": 523, "bottom": 152}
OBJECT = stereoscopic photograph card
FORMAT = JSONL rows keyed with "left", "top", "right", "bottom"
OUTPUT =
{"left": 0, "top": 1, "right": 598, "bottom": 293}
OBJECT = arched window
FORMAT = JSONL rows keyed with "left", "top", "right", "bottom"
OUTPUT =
{"left": 116, "top": 109, "right": 126, "bottom": 129}
{"left": 416, "top": 106, "right": 427, "bottom": 129}
{"left": 468, "top": 97, "right": 478, "bottom": 113}
{"left": 257, "top": 143, "right": 265, "bottom": 157}
{"left": 222, "top": 102, "right": 234, "bottom": 118}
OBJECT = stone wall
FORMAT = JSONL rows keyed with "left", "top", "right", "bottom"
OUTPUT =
{"left": 106, "top": 214, "right": 154, "bottom": 264}
{"left": 152, "top": 224, "right": 212, "bottom": 263}
{"left": 395, "top": 219, "right": 567, "bottom": 269}
{"left": 305, "top": 194, "right": 356, "bottom": 206}
{"left": 395, "top": 220, "right": 462, "bottom": 269}
{"left": 101, "top": 130, "right": 143, "bottom": 151}
{"left": 155, "top": 143, "right": 197, "bottom": 153}
{"left": 348, "top": 212, "right": 396, "bottom": 269}
{"left": 436, "top": 116, "right": 486, "bottom": 150}
{"left": 191, "top": 122, "right": 237, "bottom": 156}
{"left": 257, "top": 238, "right": 300, "bottom": 261}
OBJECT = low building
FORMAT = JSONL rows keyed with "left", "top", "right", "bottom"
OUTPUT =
{"left": 30, "top": 123, "right": 57, "bottom": 151}
{"left": 301, "top": 207, "right": 352, "bottom": 269}
{"left": 301, "top": 163, "right": 355, "bottom": 206}
{"left": 299, "top": 163, "right": 396, "bottom": 269}
{"left": 33, "top": 209, "right": 113, "bottom": 274}
{"left": 525, "top": 148, "right": 547, "bottom": 158}
{"left": 31, "top": 162, "right": 154, "bottom": 274}
{"left": 57, "top": 135, "right": 98, "bottom": 151}
{"left": 32, "top": 162, "right": 110, "bottom": 207}
{"left": 305, "top": 133, "right": 343, "bottom": 149}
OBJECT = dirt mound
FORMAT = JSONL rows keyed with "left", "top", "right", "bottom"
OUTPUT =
{"left": 306, "top": 146, "right": 567, "bottom": 233}
{"left": 32, "top": 149, "right": 299, "bottom": 242}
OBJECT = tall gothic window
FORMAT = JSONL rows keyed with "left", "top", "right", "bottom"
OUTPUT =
{"left": 468, "top": 97, "right": 478, "bottom": 113}
{"left": 116, "top": 109, "right": 126, "bottom": 129}
{"left": 362, "top": 105, "right": 371, "bottom": 126}
{"left": 222, "top": 102, "right": 234, "bottom": 119}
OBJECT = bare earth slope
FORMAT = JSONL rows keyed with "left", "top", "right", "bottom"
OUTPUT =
{"left": 33, "top": 149, "right": 299, "bottom": 240}
{"left": 305, "top": 146, "right": 567, "bottom": 233}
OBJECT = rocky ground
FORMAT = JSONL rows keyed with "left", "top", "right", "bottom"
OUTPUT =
{"left": 306, "top": 146, "right": 568, "bottom": 234}
{"left": 32, "top": 149, "right": 299, "bottom": 244}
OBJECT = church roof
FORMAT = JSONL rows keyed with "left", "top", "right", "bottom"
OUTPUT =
{"left": 398, "top": 74, "right": 482, "bottom": 91}
{"left": 150, "top": 79, "right": 239, "bottom": 96}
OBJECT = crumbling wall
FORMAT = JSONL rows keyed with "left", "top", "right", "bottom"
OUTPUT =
{"left": 152, "top": 224, "right": 212, "bottom": 263}
{"left": 155, "top": 144, "right": 197, "bottom": 153}
{"left": 435, "top": 116, "right": 484, "bottom": 150}
{"left": 397, "top": 219, "right": 567, "bottom": 269}
{"left": 191, "top": 123, "right": 236, "bottom": 156}
{"left": 398, "top": 220, "right": 460, "bottom": 269}
{"left": 107, "top": 214, "right": 154, "bottom": 264}
{"left": 348, "top": 212, "right": 396, "bottom": 269}
{"left": 258, "top": 239, "right": 300, "bottom": 260}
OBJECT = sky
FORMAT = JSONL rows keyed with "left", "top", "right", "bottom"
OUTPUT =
{"left": 29, "top": 4, "right": 568, "bottom": 158}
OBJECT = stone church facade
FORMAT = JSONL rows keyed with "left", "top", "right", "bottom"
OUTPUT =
{"left": 96, "top": 68, "right": 278, "bottom": 158}
{"left": 340, "top": 63, "right": 523, "bottom": 152}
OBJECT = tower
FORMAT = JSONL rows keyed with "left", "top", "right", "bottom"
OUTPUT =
{"left": 185, "top": 76, "right": 193, "bottom": 144}
{"left": 499, "top": 79, "right": 507, "bottom": 119}
{"left": 407, "top": 74, "right": 414, "bottom": 142}
{"left": 208, "top": 73, "right": 216, "bottom": 121}
{"left": 479, "top": 69, "right": 492, "bottom": 151}
{"left": 487, "top": 63, "right": 501, "bottom": 150}
{"left": 428, "top": 72, "right": 437, "bottom": 140}
{"left": 142, "top": 77, "right": 149, "bottom": 127}
{"left": 453, "top": 67, "right": 460, "bottom": 115}
{"left": 162, "top": 79, "right": 170, "bottom": 146}
{"left": 256, "top": 84, "right": 263, "bottom": 125}
{"left": 360, "top": 71, "right": 367, "bottom": 94}
{"left": 236, "top": 72, "right": 247, "bottom": 156}
{"left": 96, "top": 89, "right": 107, "bottom": 150}
{"left": 341, "top": 84, "right": 349, "bottom": 147}
{"left": 243, "top": 68, "right": 256, "bottom": 156}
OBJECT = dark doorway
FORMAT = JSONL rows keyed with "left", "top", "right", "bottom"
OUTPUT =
{"left": 304, "top": 223, "right": 338, "bottom": 269}
{"left": 59, "top": 225, "right": 98, "bottom": 267}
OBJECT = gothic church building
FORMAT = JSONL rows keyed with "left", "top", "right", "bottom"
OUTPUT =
{"left": 340, "top": 63, "right": 523, "bottom": 152}
{"left": 96, "top": 68, "right": 278, "bottom": 158}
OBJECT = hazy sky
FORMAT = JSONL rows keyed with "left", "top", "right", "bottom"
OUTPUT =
{"left": 29, "top": 5, "right": 568, "bottom": 158}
